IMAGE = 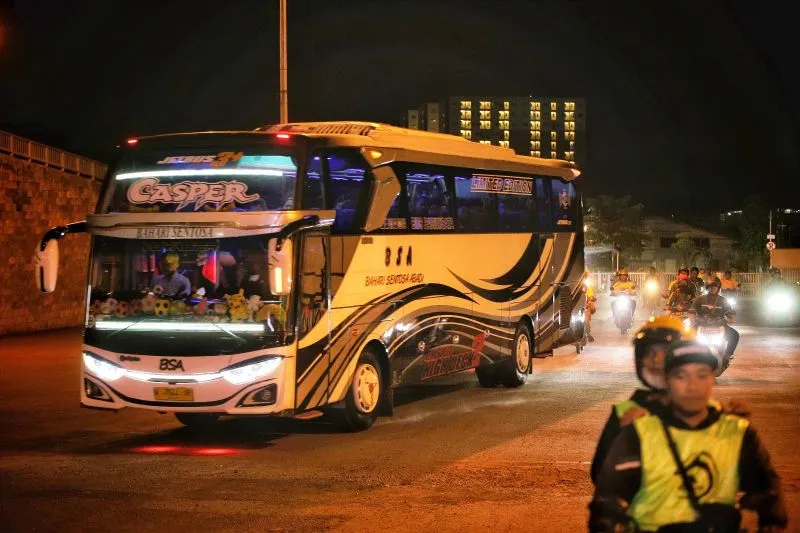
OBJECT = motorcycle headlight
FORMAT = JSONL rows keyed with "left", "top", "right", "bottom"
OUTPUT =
{"left": 646, "top": 280, "right": 658, "bottom": 292}
{"left": 83, "top": 352, "right": 126, "bottom": 382}
{"left": 768, "top": 292, "right": 795, "bottom": 312}
{"left": 221, "top": 357, "right": 282, "bottom": 385}
{"left": 616, "top": 298, "right": 630, "bottom": 309}
{"left": 728, "top": 297, "right": 736, "bottom": 308}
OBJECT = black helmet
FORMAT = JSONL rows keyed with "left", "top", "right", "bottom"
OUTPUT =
{"left": 633, "top": 317, "right": 696, "bottom": 390}
{"left": 706, "top": 277, "right": 721, "bottom": 290}
{"left": 678, "top": 266, "right": 689, "bottom": 275}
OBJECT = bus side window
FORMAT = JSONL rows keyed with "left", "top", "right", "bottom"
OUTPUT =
{"left": 303, "top": 152, "right": 325, "bottom": 209}
{"left": 498, "top": 191, "right": 533, "bottom": 232}
{"left": 406, "top": 164, "right": 454, "bottom": 231}
{"left": 535, "top": 177, "right": 553, "bottom": 232}
{"left": 454, "top": 174, "right": 498, "bottom": 232}
{"left": 325, "top": 150, "right": 370, "bottom": 233}
{"left": 551, "top": 180, "right": 577, "bottom": 231}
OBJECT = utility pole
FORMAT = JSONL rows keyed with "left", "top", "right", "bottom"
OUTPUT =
{"left": 279, "top": 0, "right": 288, "bottom": 123}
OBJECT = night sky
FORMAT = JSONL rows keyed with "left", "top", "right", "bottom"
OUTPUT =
{"left": 1, "top": 0, "right": 797, "bottom": 216}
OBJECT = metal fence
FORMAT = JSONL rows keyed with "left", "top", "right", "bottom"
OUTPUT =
{"left": 588, "top": 270, "right": 800, "bottom": 298}
{"left": 0, "top": 130, "right": 107, "bottom": 180}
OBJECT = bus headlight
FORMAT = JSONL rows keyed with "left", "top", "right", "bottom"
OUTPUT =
{"left": 83, "top": 352, "right": 126, "bottom": 382}
{"left": 221, "top": 357, "right": 281, "bottom": 385}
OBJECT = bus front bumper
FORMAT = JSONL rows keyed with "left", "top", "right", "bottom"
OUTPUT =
{"left": 80, "top": 356, "right": 293, "bottom": 415}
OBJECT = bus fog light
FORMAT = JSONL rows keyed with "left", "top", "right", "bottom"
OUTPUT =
{"left": 221, "top": 357, "right": 281, "bottom": 385}
{"left": 84, "top": 378, "right": 112, "bottom": 401}
{"left": 83, "top": 353, "right": 126, "bottom": 382}
{"left": 238, "top": 384, "right": 278, "bottom": 407}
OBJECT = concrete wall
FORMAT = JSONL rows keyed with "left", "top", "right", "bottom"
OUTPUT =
{"left": 0, "top": 153, "right": 101, "bottom": 335}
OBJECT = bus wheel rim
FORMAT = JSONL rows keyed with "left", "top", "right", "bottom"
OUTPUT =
{"left": 516, "top": 333, "right": 530, "bottom": 373}
{"left": 353, "top": 363, "right": 380, "bottom": 414}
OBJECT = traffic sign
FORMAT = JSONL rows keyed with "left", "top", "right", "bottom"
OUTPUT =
{"left": 766, "top": 241, "right": 776, "bottom": 251}
{"left": 767, "top": 234, "right": 776, "bottom": 240}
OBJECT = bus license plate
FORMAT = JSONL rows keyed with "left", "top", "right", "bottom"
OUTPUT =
{"left": 153, "top": 387, "right": 194, "bottom": 402}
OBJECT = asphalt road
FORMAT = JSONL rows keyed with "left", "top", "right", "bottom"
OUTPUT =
{"left": 1, "top": 302, "right": 798, "bottom": 532}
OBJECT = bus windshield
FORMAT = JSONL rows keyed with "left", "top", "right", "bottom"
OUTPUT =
{"left": 85, "top": 235, "right": 290, "bottom": 356}
{"left": 103, "top": 147, "right": 299, "bottom": 213}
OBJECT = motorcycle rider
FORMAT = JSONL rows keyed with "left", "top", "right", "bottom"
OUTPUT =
{"left": 720, "top": 270, "right": 740, "bottom": 292}
{"left": 666, "top": 267, "right": 694, "bottom": 298}
{"left": 690, "top": 266, "right": 705, "bottom": 294}
{"left": 690, "top": 276, "right": 739, "bottom": 361}
{"left": 665, "top": 276, "right": 697, "bottom": 316}
{"left": 589, "top": 340, "right": 788, "bottom": 532}
{"left": 642, "top": 267, "right": 661, "bottom": 312}
{"left": 611, "top": 267, "right": 637, "bottom": 320}
{"left": 584, "top": 274, "right": 597, "bottom": 343}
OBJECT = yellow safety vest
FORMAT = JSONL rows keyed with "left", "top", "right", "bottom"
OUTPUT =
{"left": 614, "top": 398, "right": 721, "bottom": 420}
{"left": 628, "top": 413, "right": 749, "bottom": 532}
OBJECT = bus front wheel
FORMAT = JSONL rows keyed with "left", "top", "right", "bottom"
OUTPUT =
{"left": 335, "top": 349, "right": 383, "bottom": 432}
{"left": 174, "top": 412, "right": 220, "bottom": 428}
{"left": 501, "top": 322, "right": 532, "bottom": 388}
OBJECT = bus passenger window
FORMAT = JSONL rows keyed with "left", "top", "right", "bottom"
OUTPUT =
{"left": 406, "top": 167, "right": 454, "bottom": 231}
{"left": 551, "top": 180, "right": 577, "bottom": 231}
{"left": 498, "top": 193, "right": 533, "bottom": 232}
{"left": 454, "top": 175, "right": 498, "bottom": 232}
{"left": 303, "top": 153, "right": 325, "bottom": 209}
{"left": 535, "top": 178, "right": 552, "bottom": 232}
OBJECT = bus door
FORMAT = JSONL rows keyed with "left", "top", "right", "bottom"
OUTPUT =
{"left": 294, "top": 231, "right": 332, "bottom": 412}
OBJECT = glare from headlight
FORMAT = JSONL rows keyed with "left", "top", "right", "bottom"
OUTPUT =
{"left": 646, "top": 280, "right": 659, "bottom": 293}
{"left": 768, "top": 292, "right": 795, "bottom": 312}
{"left": 222, "top": 357, "right": 281, "bottom": 385}
{"left": 616, "top": 298, "right": 631, "bottom": 309}
{"left": 698, "top": 333, "right": 724, "bottom": 346}
{"left": 728, "top": 297, "right": 736, "bottom": 309}
{"left": 83, "top": 353, "right": 126, "bottom": 382}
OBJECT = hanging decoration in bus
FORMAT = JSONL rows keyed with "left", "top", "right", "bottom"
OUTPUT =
{"left": 127, "top": 178, "right": 260, "bottom": 211}
{"left": 552, "top": 180, "right": 577, "bottom": 227}
{"left": 470, "top": 174, "right": 533, "bottom": 195}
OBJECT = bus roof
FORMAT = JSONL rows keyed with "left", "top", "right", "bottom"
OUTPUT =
{"left": 257, "top": 121, "right": 581, "bottom": 180}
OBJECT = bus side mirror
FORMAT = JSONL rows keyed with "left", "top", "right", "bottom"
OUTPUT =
{"left": 362, "top": 165, "right": 400, "bottom": 232}
{"left": 34, "top": 239, "right": 59, "bottom": 293}
{"left": 268, "top": 237, "right": 293, "bottom": 296}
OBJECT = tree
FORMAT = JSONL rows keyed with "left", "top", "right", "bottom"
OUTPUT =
{"left": 737, "top": 196, "right": 769, "bottom": 270}
{"left": 584, "top": 195, "right": 650, "bottom": 266}
{"left": 671, "top": 232, "right": 712, "bottom": 267}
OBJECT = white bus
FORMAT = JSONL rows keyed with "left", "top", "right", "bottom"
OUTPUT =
{"left": 36, "top": 122, "right": 585, "bottom": 431}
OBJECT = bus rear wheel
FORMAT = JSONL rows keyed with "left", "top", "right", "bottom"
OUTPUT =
{"left": 174, "top": 412, "right": 220, "bottom": 428}
{"left": 501, "top": 322, "right": 532, "bottom": 388}
{"left": 335, "top": 349, "right": 383, "bottom": 432}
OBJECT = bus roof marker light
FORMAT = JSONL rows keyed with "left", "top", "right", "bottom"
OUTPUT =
{"left": 366, "top": 149, "right": 383, "bottom": 160}
{"left": 276, "top": 133, "right": 291, "bottom": 140}
{"left": 126, "top": 138, "right": 138, "bottom": 145}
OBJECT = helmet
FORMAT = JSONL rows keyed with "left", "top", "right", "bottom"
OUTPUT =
{"left": 664, "top": 340, "right": 721, "bottom": 374}
{"left": 633, "top": 316, "right": 696, "bottom": 390}
{"left": 706, "top": 277, "right": 721, "bottom": 290}
{"left": 618, "top": 267, "right": 629, "bottom": 276}
{"left": 678, "top": 266, "right": 689, "bottom": 275}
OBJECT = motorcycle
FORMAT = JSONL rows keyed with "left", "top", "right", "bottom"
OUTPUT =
{"left": 610, "top": 291, "right": 635, "bottom": 335}
{"left": 643, "top": 278, "right": 662, "bottom": 316}
{"left": 695, "top": 314, "right": 734, "bottom": 375}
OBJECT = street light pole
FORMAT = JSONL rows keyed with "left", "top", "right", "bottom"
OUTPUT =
{"left": 278, "top": 0, "right": 288, "bottom": 123}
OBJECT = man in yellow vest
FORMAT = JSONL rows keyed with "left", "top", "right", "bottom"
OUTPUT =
{"left": 589, "top": 341, "right": 787, "bottom": 532}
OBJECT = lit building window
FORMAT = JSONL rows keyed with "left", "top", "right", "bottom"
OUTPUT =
{"left": 460, "top": 100, "right": 472, "bottom": 109}
{"left": 480, "top": 120, "right": 491, "bottom": 130}
{"left": 530, "top": 150, "right": 541, "bottom": 157}
{"left": 550, "top": 131, "right": 557, "bottom": 140}
{"left": 499, "top": 110, "right": 510, "bottom": 120}
{"left": 564, "top": 131, "right": 575, "bottom": 141}
{"left": 499, "top": 120, "right": 509, "bottom": 130}
{"left": 565, "top": 101, "right": 575, "bottom": 111}
{"left": 550, "top": 111, "right": 557, "bottom": 121}
{"left": 550, "top": 102, "right": 557, "bottom": 111}
{"left": 550, "top": 141, "right": 557, "bottom": 151}
{"left": 530, "top": 140, "right": 541, "bottom": 149}
{"left": 503, "top": 101, "right": 510, "bottom": 111}
{"left": 565, "top": 121, "right": 575, "bottom": 131}
{"left": 530, "top": 111, "right": 541, "bottom": 120}
{"left": 503, "top": 130, "right": 510, "bottom": 141}
{"left": 564, "top": 111, "right": 575, "bottom": 120}
{"left": 460, "top": 110, "right": 472, "bottom": 120}
{"left": 569, "top": 141, "right": 575, "bottom": 149}
{"left": 479, "top": 110, "right": 490, "bottom": 120}
{"left": 530, "top": 120, "right": 541, "bottom": 130}
{"left": 500, "top": 140, "right": 509, "bottom": 148}
{"left": 532, "top": 131, "right": 541, "bottom": 140}
{"left": 460, "top": 129, "right": 472, "bottom": 139}
{"left": 479, "top": 140, "right": 491, "bottom": 145}
{"left": 480, "top": 100, "right": 491, "bottom": 110}
{"left": 460, "top": 120, "right": 470, "bottom": 129}
{"left": 530, "top": 101, "right": 541, "bottom": 111}
{"left": 550, "top": 151, "right": 557, "bottom": 158}
{"left": 564, "top": 151, "right": 574, "bottom": 161}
